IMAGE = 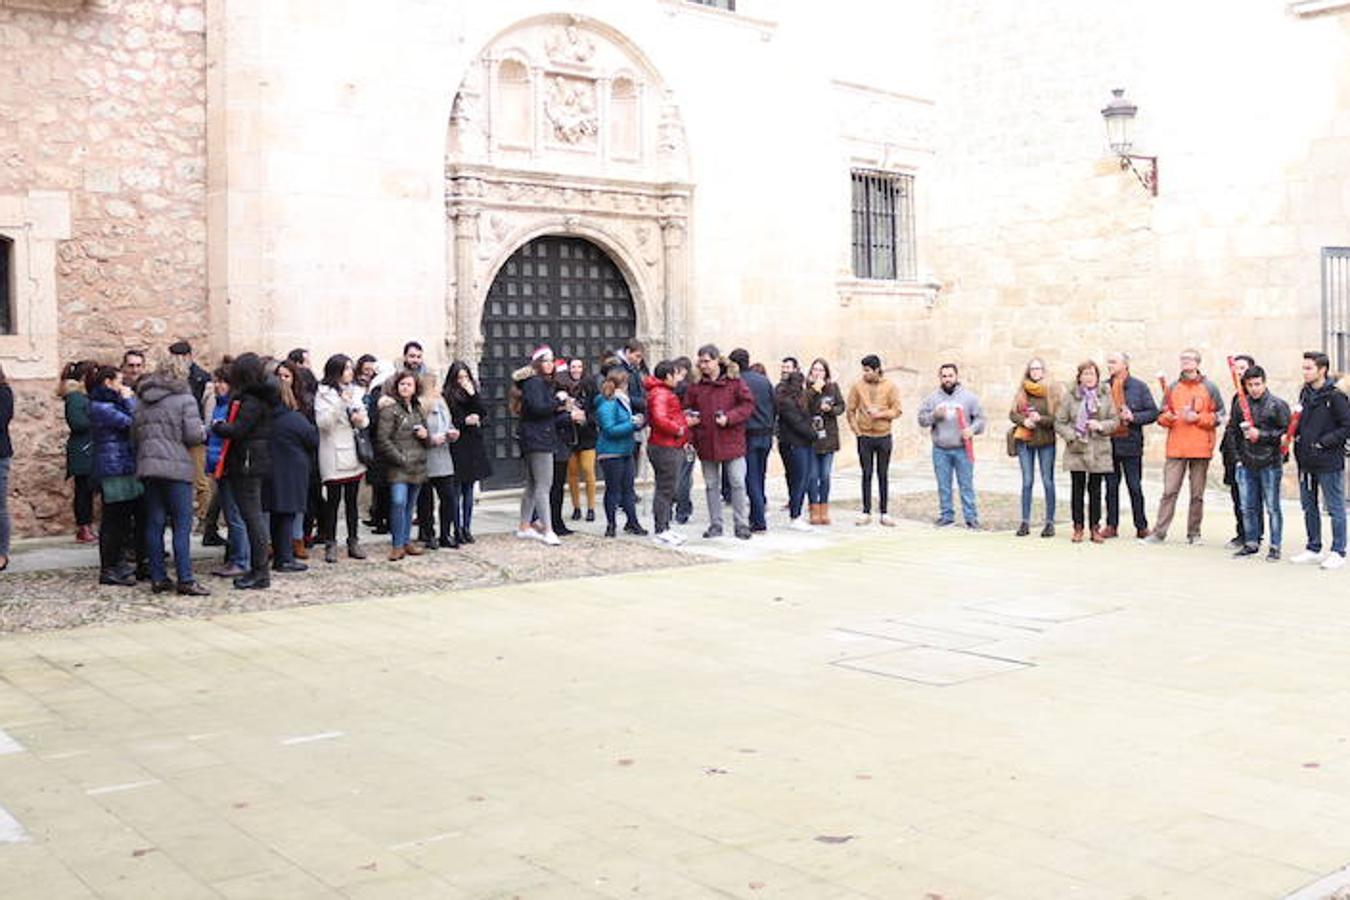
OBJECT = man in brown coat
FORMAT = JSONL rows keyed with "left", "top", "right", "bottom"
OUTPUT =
{"left": 846, "top": 354, "right": 902, "bottom": 526}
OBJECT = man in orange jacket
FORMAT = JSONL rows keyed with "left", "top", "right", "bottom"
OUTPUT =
{"left": 1146, "top": 349, "right": 1227, "bottom": 544}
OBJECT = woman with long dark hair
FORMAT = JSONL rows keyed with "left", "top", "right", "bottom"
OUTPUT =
{"left": 0, "top": 363, "right": 9, "bottom": 573}
{"left": 87, "top": 365, "right": 139, "bottom": 585}
{"left": 511, "top": 347, "right": 568, "bottom": 546}
{"left": 59, "top": 360, "right": 98, "bottom": 544}
{"left": 805, "top": 357, "right": 846, "bottom": 526}
{"left": 444, "top": 361, "right": 491, "bottom": 543}
{"left": 776, "top": 370, "right": 817, "bottom": 531}
{"left": 211, "top": 353, "right": 277, "bottom": 589}
{"left": 315, "top": 353, "right": 369, "bottom": 563}
{"left": 376, "top": 370, "right": 430, "bottom": 560}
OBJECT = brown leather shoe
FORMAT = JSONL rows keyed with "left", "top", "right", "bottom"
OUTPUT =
{"left": 387, "top": 547, "right": 405, "bottom": 562}
{"left": 1136, "top": 527, "right": 1151, "bottom": 539}
{"left": 1072, "top": 526, "right": 1084, "bottom": 543}
{"left": 404, "top": 542, "right": 424, "bottom": 556}
{"left": 292, "top": 538, "right": 309, "bottom": 560}
{"left": 1098, "top": 526, "right": 1118, "bottom": 539}
{"left": 1090, "top": 527, "right": 1105, "bottom": 544}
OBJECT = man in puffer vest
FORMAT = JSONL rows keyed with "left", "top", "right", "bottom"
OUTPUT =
{"left": 1146, "top": 348, "right": 1226, "bottom": 545}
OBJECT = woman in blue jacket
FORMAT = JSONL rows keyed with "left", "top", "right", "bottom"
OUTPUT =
{"left": 595, "top": 369, "right": 647, "bottom": 538}
{"left": 87, "top": 365, "right": 140, "bottom": 586}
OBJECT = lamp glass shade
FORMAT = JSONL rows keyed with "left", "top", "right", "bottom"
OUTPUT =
{"left": 1100, "top": 88, "right": 1136, "bottom": 154}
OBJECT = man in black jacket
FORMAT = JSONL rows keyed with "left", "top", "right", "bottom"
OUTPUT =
{"left": 1291, "top": 351, "right": 1350, "bottom": 570}
{"left": 1219, "top": 353, "right": 1256, "bottom": 549}
{"left": 1224, "top": 366, "right": 1290, "bottom": 561}
{"left": 1104, "top": 351, "right": 1160, "bottom": 539}
{"left": 729, "top": 348, "right": 775, "bottom": 532}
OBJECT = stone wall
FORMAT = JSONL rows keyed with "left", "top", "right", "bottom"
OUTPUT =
{"left": 1, "top": 0, "right": 207, "bottom": 534}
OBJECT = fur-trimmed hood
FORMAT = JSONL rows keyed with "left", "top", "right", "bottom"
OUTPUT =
{"left": 694, "top": 357, "right": 740, "bottom": 384}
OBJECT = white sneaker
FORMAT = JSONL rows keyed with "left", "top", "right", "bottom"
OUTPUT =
{"left": 855, "top": 514, "right": 871, "bottom": 526}
{"left": 515, "top": 528, "right": 541, "bottom": 542}
{"left": 653, "top": 530, "right": 672, "bottom": 545}
{"left": 665, "top": 530, "right": 687, "bottom": 546}
{"left": 879, "top": 514, "right": 897, "bottom": 527}
{"left": 789, "top": 517, "right": 812, "bottom": 532}
{"left": 1291, "top": 549, "right": 1324, "bottom": 565}
{"left": 1321, "top": 553, "right": 1346, "bottom": 571}
{"left": 541, "top": 531, "right": 561, "bottom": 547}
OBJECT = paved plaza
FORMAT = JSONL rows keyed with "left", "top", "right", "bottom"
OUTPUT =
{"left": 2, "top": 474, "right": 1350, "bottom": 899}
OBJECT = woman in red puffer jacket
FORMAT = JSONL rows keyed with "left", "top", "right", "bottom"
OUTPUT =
{"left": 643, "top": 361, "right": 690, "bottom": 545}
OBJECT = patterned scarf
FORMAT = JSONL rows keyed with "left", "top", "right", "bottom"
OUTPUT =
{"left": 1075, "top": 385, "right": 1098, "bottom": 438}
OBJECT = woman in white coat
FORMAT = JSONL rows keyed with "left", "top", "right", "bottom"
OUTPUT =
{"left": 315, "top": 354, "right": 370, "bottom": 563}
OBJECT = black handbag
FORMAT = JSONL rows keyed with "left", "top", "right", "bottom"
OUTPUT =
{"left": 353, "top": 427, "right": 376, "bottom": 467}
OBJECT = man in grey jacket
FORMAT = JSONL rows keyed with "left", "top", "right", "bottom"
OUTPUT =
{"left": 917, "top": 363, "right": 986, "bottom": 528}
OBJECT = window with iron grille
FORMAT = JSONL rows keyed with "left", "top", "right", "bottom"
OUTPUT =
{"left": 1324, "top": 247, "right": 1350, "bottom": 374}
{"left": 688, "top": 0, "right": 735, "bottom": 10}
{"left": 851, "top": 170, "right": 916, "bottom": 281}
{"left": 0, "top": 235, "right": 12, "bottom": 335}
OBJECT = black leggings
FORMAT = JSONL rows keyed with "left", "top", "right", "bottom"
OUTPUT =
{"left": 99, "top": 499, "right": 135, "bottom": 571}
{"left": 320, "top": 480, "right": 361, "bottom": 543}
{"left": 417, "top": 475, "right": 460, "bottom": 542}
{"left": 73, "top": 474, "right": 95, "bottom": 527}
{"left": 550, "top": 458, "right": 569, "bottom": 530}
{"left": 857, "top": 435, "right": 893, "bottom": 515}
{"left": 1070, "top": 471, "right": 1105, "bottom": 528}
{"left": 230, "top": 474, "right": 270, "bottom": 579}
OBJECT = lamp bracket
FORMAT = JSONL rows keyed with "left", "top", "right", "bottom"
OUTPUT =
{"left": 1119, "top": 154, "right": 1158, "bottom": 196}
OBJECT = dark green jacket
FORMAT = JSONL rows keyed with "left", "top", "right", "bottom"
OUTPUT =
{"left": 64, "top": 385, "right": 93, "bottom": 477}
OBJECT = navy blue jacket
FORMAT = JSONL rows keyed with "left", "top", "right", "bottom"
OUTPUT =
{"left": 0, "top": 384, "right": 12, "bottom": 459}
{"left": 266, "top": 403, "right": 319, "bottom": 513}
{"left": 741, "top": 369, "right": 776, "bottom": 437}
{"left": 1295, "top": 379, "right": 1350, "bottom": 474}
{"left": 88, "top": 386, "right": 138, "bottom": 481}
{"left": 1109, "top": 374, "right": 1160, "bottom": 458}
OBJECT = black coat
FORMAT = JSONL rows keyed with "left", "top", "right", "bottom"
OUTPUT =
{"left": 775, "top": 391, "right": 816, "bottom": 448}
{"left": 266, "top": 404, "right": 319, "bottom": 513}
{"left": 0, "top": 384, "right": 12, "bottom": 459}
{"left": 1224, "top": 391, "right": 1290, "bottom": 471}
{"left": 1109, "top": 375, "right": 1160, "bottom": 458}
{"left": 447, "top": 391, "right": 493, "bottom": 484}
{"left": 517, "top": 374, "right": 561, "bottom": 455}
{"left": 570, "top": 376, "right": 599, "bottom": 451}
{"left": 1295, "top": 379, "right": 1350, "bottom": 474}
{"left": 212, "top": 382, "right": 278, "bottom": 477}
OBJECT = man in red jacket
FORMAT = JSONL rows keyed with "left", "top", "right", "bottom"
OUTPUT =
{"left": 683, "top": 344, "right": 755, "bottom": 540}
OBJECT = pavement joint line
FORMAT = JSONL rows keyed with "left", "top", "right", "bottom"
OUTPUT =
{"left": 43, "top": 750, "right": 89, "bottom": 760}
{"left": 0, "top": 805, "right": 29, "bottom": 843}
{"left": 186, "top": 732, "right": 224, "bottom": 742}
{"left": 85, "top": 778, "right": 160, "bottom": 796}
{"left": 1285, "top": 864, "right": 1350, "bottom": 899}
{"left": 0, "top": 728, "right": 25, "bottom": 755}
{"left": 279, "top": 730, "right": 345, "bottom": 746}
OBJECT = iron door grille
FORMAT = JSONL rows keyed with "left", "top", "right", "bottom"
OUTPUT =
{"left": 1325, "top": 247, "right": 1350, "bottom": 375}
{"left": 0, "top": 235, "right": 12, "bottom": 335}
{"left": 851, "top": 170, "right": 916, "bottom": 281}
{"left": 479, "top": 236, "right": 636, "bottom": 488}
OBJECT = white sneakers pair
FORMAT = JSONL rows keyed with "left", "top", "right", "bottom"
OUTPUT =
{"left": 788, "top": 517, "right": 813, "bottom": 532}
{"left": 1290, "top": 549, "right": 1346, "bottom": 570}
{"left": 855, "top": 514, "right": 898, "bottom": 527}
{"left": 653, "top": 530, "right": 687, "bottom": 547}
{"left": 515, "top": 527, "right": 561, "bottom": 546}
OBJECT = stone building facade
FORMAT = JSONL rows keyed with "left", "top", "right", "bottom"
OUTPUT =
{"left": 1, "top": 0, "right": 1347, "bottom": 531}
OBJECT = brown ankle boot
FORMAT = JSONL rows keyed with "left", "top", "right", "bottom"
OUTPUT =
{"left": 1090, "top": 527, "right": 1105, "bottom": 544}
{"left": 820, "top": 503, "right": 832, "bottom": 525}
{"left": 809, "top": 503, "right": 822, "bottom": 525}
{"left": 292, "top": 538, "right": 309, "bottom": 560}
{"left": 1072, "top": 526, "right": 1084, "bottom": 543}
{"left": 388, "top": 546, "right": 405, "bottom": 562}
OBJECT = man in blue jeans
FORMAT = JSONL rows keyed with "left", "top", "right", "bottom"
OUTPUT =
{"left": 729, "top": 348, "right": 775, "bottom": 532}
{"left": 1225, "top": 365, "right": 1290, "bottom": 561}
{"left": 1291, "top": 351, "right": 1350, "bottom": 570}
{"left": 916, "top": 363, "right": 985, "bottom": 529}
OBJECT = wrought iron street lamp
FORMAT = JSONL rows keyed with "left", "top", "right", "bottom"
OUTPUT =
{"left": 1101, "top": 88, "right": 1158, "bottom": 196}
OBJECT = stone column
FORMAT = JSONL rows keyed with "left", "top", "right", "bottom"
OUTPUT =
{"left": 450, "top": 203, "right": 482, "bottom": 363}
{"left": 660, "top": 214, "right": 688, "bottom": 354}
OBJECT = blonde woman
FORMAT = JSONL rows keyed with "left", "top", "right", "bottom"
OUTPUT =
{"left": 1009, "top": 358, "right": 1058, "bottom": 537}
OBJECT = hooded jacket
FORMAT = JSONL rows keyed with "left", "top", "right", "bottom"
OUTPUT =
{"left": 514, "top": 366, "right": 565, "bottom": 456}
{"left": 643, "top": 376, "right": 688, "bottom": 449}
{"left": 917, "top": 383, "right": 987, "bottom": 450}
{"left": 682, "top": 358, "right": 755, "bottom": 462}
{"left": 1224, "top": 390, "right": 1291, "bottom": 471}
{"left": 62, "top": 381, "right": 94, "bottom": 478}
{"left": 89, "top": 385, "right": 138, "bottom": 481}
{"left": 132, "top": 374, "right": 205, "bottom": 483}
{"left": 212, "top": 381, "right": 278, "bottom": 478}
{"left": 376, "top": 394, "right": 429, "bottom": 485}
{"left": 1294, "top": 377, "right": 1350, "bottom": 473}
{"left": 1157, "top": 374, "right": 1225, "bottom": 459}
{"left": 315, "top": 383, "right": 369, "bottom": 483}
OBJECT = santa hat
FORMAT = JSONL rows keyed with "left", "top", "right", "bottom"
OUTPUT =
{"left": 531, "top": 345, "right": 554, "bottom": 363}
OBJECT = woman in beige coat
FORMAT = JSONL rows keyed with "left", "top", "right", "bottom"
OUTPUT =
{"left": 315, "top": 354, "right": 370, "bottom": 562}
{"left": 1054, "top": 360, "right": 1118, "bottom": 543}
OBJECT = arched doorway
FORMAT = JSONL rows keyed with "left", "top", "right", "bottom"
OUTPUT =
{"left": 480, "top": 235, "right": 637, "bottom": 488}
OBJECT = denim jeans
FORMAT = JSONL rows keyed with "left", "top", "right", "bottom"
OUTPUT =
{"left": 1016, "top": 442, "right": 1056, "bottom": 525}
{"left": 143, "top": 477, "right": 195, "bottom": 584}
{"left": 808, "top": 451, "right": 835, "bottom": 505}
{"left": 388, "top": 481, "right": 423, "bottom": 549}
{"left": 459, "top": 479, "right": 476, "bottom": 533}
{"left": 932, "top": 446, "right": 978, "bottom": 525}
{"left": 599, "top": 454, "right": 638, "bottom": 528}
{"left": 784, "top": 444, "right": 813, "bottom": 519}
{"left": 229, "top": 474, "right": 270, "bottom": 581}
{"left": 216, "top": 477, "right": 250, "bottom": 569}
{"left": 0, "top": 456, "right": 10, "bottom": 557}
{"left": 1299, "top": 468, "right": 1346, "bottom": 555}
{"left": 745, "top": 434, "right": 772, "bottom": 529}
{"left": 1238, "top": 464, "right": 1282, "bottom": 548}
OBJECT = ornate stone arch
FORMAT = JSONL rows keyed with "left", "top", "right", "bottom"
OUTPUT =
{"left": 445, "top": 13, "right": 691, "bottom": 366}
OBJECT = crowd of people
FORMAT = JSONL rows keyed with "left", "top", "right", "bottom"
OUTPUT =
{"left": 0, "top": 339, "right": 1346, "bottom": 587}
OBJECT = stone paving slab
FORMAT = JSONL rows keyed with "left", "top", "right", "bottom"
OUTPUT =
{"left": 2, "top": 463, "right": 1349, "bottom": 898}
